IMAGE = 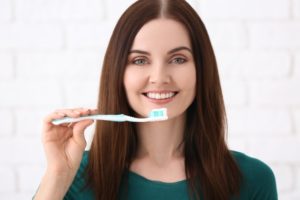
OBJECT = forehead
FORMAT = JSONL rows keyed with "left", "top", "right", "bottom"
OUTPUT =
{"left": 131, "top": 18, "right": 191, "bottom": 50}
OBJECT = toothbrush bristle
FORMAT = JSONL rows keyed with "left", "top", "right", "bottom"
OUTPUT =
{"left": 149, "top": 108, "right": 167, "bottom": 118}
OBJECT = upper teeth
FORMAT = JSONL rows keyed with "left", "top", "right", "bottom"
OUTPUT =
{"left": 146, "top": 92, "right": 176, "bottom": 99}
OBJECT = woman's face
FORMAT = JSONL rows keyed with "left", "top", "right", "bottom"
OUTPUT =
{"left": 123, "top": 18, "right": 196, "bottom": 119}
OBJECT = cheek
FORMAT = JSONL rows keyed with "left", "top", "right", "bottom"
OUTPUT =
{"left": 176, "top": 66, "right": 196, "bottom": 90}
{"left": 123, "top": 68, "right": 145, "bottom": 93}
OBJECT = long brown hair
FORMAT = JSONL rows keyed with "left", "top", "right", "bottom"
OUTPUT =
{"left": 86, "top": 0, "right": 243, "bottom": 199}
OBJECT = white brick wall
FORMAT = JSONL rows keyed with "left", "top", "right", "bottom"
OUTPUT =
{"left": 198, "top": 0, "right": 290, "bottom": 19}
{"left": 0, "top": 167, "right": 15, "bottom": 193}
{"left": 0, "top": 0, "right": 11, "bottom": 22}
{"left": 295, "top": 0, "right": 300, "bottom": 18}
{"left": 0, "top": 0, "right": 299, "bottom": 199}
{"left": 0, "top": 53, "right": 14, "bottom": 80}
{"left": 15, "top": 0, "right": 104, "bottom": 22}
{"left": 0, "top": 24, "right": 63, "bottom": 50}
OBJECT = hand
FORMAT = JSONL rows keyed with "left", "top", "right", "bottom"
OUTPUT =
{"left": 41, "top": 108, "right": 98, "bottom": 175}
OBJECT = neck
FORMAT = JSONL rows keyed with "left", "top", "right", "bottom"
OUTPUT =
{"left": 134, "top": 113, "right": 186, "bottom": 166}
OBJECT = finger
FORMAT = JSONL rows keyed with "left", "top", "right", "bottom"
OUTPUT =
{"left": 74, "top": 108, "right": 98, "bottom": 116}
{"left": 67, "top": 122, "right": 74, "bottom": 128}
{"left": 54, "top": 108, "right": 84, "bottom": 113}
{"left": 72, "top": 119, "right": 95, "bottom": 147}
{"left": 43, "top": 108, "right": 98, "bottom": 128}
{"left": 90, "top": 109, "right": 98, "bottom": 115}
{"left": 53, "top": 108, "right": 83, "bottom": 118}
{"left": 43, "top": 112, "right": 66, "bottom": 124}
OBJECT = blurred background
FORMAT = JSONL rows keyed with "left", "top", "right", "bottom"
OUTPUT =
{"left": 0, "top": 0, "right": 299, "bottom": 199}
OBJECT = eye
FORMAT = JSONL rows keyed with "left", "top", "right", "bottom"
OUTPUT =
{"left": 132, "top": 58, "right": 148, "bottom": 65}
{"left": 171, "top": 57, "right": 187, "bottom": 64}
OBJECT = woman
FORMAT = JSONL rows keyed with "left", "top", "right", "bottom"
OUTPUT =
{"left": 34, "top": 0, "right": 277, "bottom": 199}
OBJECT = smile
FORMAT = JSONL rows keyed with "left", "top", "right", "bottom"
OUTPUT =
{"left": 142, "top": 91, "right": 179, "bottom": 101}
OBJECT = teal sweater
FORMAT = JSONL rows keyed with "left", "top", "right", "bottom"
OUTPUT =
{"left": 63, "top": 151, "right": 277, "bottom": 200}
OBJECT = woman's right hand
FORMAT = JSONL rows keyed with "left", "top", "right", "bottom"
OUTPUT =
{"left": 34, "top": 108, "right": 97, "bottom": 200}
{"left": 42, "top": 108, "right": 98, "bottom": 175}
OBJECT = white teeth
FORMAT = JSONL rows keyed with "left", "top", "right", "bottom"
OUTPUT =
{"left": 146, "top": 92, "right": 176, "bottom": 99}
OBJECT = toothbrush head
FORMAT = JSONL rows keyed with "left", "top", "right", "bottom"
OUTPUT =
{"left": 148, "top": 108, "right": 168, "bottom": 120}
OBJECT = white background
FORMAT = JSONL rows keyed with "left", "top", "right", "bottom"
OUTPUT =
{"left": 0, "top": 0, "right": 299, "bottom": 199}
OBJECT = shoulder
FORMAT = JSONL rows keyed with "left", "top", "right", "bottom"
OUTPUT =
{"left": 230, "top": 150, "right": 278, "bottom": 199}
{"left": 231, "top": 150, "right": 273, "bottom": 176}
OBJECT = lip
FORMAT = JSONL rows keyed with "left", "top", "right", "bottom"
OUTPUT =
{"left": 142, "top": 91, "right": 178, "bottom": 105}
{"left": 142, "top": 90, "right": 178, "bottom": 93}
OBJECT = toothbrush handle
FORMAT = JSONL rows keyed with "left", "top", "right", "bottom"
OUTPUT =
{"left": 52, "top": 114, "right": 127, "bottom": 125}
{"left": 52, "top": 114, "right": 168, "bottom": 125}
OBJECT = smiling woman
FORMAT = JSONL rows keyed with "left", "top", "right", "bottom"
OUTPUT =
{"left": 33, "top": 0, "right": 277, "bottom": 200}
{"left": 124, "top": 18, "right": 196, "bottom": 118}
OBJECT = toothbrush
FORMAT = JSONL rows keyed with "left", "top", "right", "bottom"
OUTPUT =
{"left": 52, "top": 108, "right": 168, "bottom": 125}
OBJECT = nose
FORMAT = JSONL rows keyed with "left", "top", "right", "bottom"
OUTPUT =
{"left": 149, "top": 63, "right": 171, "bottom": 84}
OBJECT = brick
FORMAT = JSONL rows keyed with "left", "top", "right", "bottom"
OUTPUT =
{"left": 18, "top": 165, "right": 44, "bottom": 192}
{"left": 217, "top": 51, "right": 291, "bottom": 80}
{"left": 0, "top": 81, "right": 63, "bottom": 107}
{"left": 294, "top": 109, "right": 300, "bottom": 133}
{"left": 0, "top": 24, "right": 63, "bottom": 50}
{"left": 280, "top": 192, "right": 300, "bottom": 200}
{"left": 296, "top": 166, "right": 300, "bottom": 192}
{"left": 0, "top": 53, "right": 14, "bottom": 80}
{"left": 0, "top": 193, "right": 35, "bottom": 200}
{"left": 0, "top": 167, "right": 15, "bottom": 193}
{"left": 204, "top": 22, "right": 247, "bottom": 50}
{"left": 64, "top": 81, "right": 99, "bottom": 108}
{"left": 221, "top": 80, "right": 247, "bottom": 107}
{"left": 250, "top": 80, "right": 300, "bottom": 107}
{"left": 0, "top": 109, "right": 13, "bottom": 136}
{"left": 17, "top": 51, "right": 102, "bottom": 81}
{"left": 249, "top": 22, "right": 300, "bottom": 49}
{"left": 226, "top": 108, "right": 292, "bottom": 136}
{"left": 15, "top": 109, "right": 48, "bottom": 136}
{"left": 0, "top": 138, "right": 44, "bottom": 165}
{"left": 295, "top": 53, "right": 300, "bottom": 78}
{"left": 0, "top": 0, "right": 12, "bottom": 21}
{"left": 66, "top": 22, "right": 115, "bottom": 50}
{"left": 247, "top": 137, "right": 300, "bottom": 162}
{"left": 198, "top": 0, "right": 289, "bottom": 20}
{"left": 15, "top": 0, "right": 103, "bottom": 22}
{"left": 216, "top": 51, "right": 243, "bottom": 79}
{"left": 271, "top": 165, "right": 294, "bottom": 192}
{"left": 293, "top": 0, "right": 300, "bottom": 18}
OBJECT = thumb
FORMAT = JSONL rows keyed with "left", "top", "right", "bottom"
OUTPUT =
{"left": 72, "top": 119, "right": 94, "bottom": 146}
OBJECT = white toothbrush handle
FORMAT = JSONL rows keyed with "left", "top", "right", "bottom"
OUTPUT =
{"left": 52, "top": 114, "right": 126, "bottom": 125}
{"left": 52, "top": 114, "right": 168, "bottom": 125}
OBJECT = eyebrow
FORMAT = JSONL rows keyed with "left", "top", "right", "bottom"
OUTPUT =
{"left": 129, "top": 46, "right": 192, "bottom": 55}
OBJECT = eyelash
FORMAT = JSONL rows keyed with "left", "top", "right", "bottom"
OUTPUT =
{"left": 131, "top": 57, "right": 187, "bottom": 65}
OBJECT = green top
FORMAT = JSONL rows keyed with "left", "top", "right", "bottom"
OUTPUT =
{"left": 63, "top": 151, "right": 277, "bottom": 200}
